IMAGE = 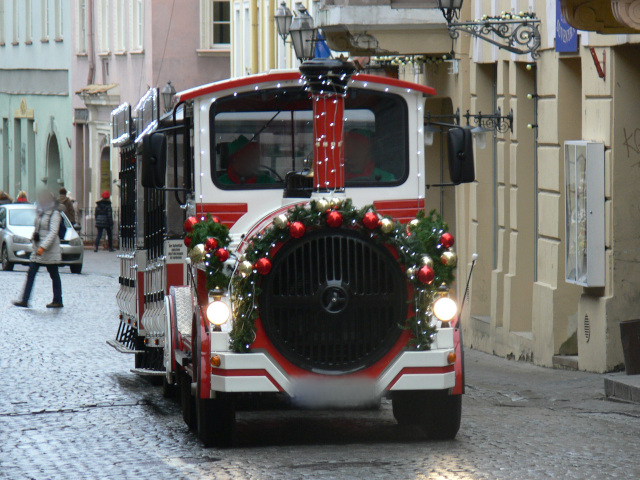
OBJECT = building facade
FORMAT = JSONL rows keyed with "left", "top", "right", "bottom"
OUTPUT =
{"left": 71, "top": 0, "right": 231, "bottom": 213}
{"left": 312, "top": 0, "right": 640, "bottom": 372}
{"left": 0, "top": 0, "right": 73, "bottom": 201}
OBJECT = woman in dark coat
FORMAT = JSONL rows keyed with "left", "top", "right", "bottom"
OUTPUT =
{"left": 94, "top": 191, "right": 114, "bottom": 252}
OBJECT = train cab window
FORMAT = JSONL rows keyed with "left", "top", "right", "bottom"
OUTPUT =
{"left": 210, "top": 87, "right": 408, "bottom": 189}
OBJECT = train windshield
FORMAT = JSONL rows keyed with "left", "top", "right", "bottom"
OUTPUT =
{"left": 209, "top": 86, "right": 408, "bottom": 189}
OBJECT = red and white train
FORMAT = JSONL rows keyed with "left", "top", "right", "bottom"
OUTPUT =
{"left": 109, "top": 59, "right": 474, "bottom": 447}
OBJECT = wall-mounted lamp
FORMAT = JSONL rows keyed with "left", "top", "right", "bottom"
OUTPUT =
{"left": 161, "top": 81, "right": 176, "bottom": 114}
{"left": 437, "top": 0, "right": 541, "bottom": 59}
{"left": 275, "top": 2, "right": 317, "bottom": 61}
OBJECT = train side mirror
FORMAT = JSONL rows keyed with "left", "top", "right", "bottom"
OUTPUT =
{"left": 141, "top": 132, "right": 167, "bottom": 188}
{"left": 447, "top": 127, "right": 475, "bottom": 184}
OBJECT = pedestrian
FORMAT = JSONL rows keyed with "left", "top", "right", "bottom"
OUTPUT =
{"left": 15, "top": 191, "right": 29, "bottom": 203}
{"left": 57, "top": 187, "right": 76, "bottom": 224}
{"left": 13, "top": 190, "right": 63, "bottom": 308}
{"left": 94, "top": 191, "right": 114, "bottom": 252}
{"left": 0, "top": 191, "right": 13, "bottom": 205}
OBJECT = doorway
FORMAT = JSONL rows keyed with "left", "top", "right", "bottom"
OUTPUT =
{"left": 47, "top": 134, "right": 61, "bottom": 188}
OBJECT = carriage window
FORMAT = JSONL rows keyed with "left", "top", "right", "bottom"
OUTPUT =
{"left": 210, "top": 87, "right": 408, "bottom": 189}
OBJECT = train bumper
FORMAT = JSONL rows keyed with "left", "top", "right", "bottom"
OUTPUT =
{"left": 208, "top": 329, "right": 457, "bottom": 401}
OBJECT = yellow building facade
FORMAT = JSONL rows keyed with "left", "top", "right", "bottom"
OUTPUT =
{"left": 233, "top": 0, "right": 640, "bottom": 372}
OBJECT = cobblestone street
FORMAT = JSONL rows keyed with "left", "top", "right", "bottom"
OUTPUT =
{"left": 1, "top": 251, "right": 639, "bottom": 480}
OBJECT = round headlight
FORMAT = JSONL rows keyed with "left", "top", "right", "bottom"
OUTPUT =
{"left": 206, "top": 300, "right": 231, "bottom": 326}
{"left": 433, "top": 297, "right": 457, "bottom": 322}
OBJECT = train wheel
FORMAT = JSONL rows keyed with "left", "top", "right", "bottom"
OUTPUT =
{"left": 180, "top": 371, "right": 196, "bottom": 430}
{"left": 196, "top": 392, "right": 236, "bottom": 448}
{"left": 392, "top": 390, "right": 461, "bottom": 439}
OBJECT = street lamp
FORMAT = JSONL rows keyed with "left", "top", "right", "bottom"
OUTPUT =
{"left": 289, "top": 8, "right": 317, "bottom": 61}
{"left": 161, "top": 81, "right": 176, "bottom": 114}
{"left": 470, "top": 125, "right": 492, "bottom": 150}
{"left": 274, "top": 2, "right": 293, "bottom": 41}
{"left": 437, "top": 0, "right": 463, "bottom": 24}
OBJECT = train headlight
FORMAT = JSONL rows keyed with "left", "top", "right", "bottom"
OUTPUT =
{"left": 433, "top": 297, "right": 457, "bottom": 323}
{"left": 207, "top": 289, "right": 231, "bottom": 326}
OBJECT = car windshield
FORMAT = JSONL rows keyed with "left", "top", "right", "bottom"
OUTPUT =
{"left": 10, "top": 209, "right": 35, "bottom": 227}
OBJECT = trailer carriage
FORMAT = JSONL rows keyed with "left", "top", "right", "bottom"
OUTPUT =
{"left": 108, "top": 60, "right": 474, "bottom": 447}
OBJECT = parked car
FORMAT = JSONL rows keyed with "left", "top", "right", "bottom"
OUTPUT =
{"left": 0, "top": 204, "right": 84, "bottom": 274}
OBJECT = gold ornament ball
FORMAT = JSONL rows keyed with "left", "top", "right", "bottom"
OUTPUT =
{"left": 408, "top": 218, "right": 420, "bottom": 230}
{"left": 330, "top": 197, "right": 343, "bottom": 209}
{"left": 421, "top": 255, "right": 434, "bottom": 269}
{"left": 380, "top": 218, "right": 394, "bottom": 234}
{"left": 441, "top": 251, "right": 457, "bottom": 267}
{"left": 406, "top": 267, "right": 416, "bottom": 279}
{"left": 239, "top": 260, "right": 254, "bottom": 277}
{"left": 315, "top": 199, "right": 330, "bottom": 212}
{"left": 189, "top": 244, "right": 206, "bottom": 263}
{"left": 274, "top": 214, "right": 289, "bottom": 229}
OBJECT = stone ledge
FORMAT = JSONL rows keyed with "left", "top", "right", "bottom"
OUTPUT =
{"left": 604, "top": 373, "right": 640, "bottom": 403}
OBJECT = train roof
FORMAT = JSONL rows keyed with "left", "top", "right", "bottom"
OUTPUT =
{"left": 175, "top": 70, "right": 436, "bottom": 103}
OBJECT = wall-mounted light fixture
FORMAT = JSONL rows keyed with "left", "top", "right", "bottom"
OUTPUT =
{"left": 161, "top": 81, "right": 176, "bottom": 114}
{"left": 275, "top": 2, "right": 317, "bottom": 61}
{"left": 437, "top": 0, "right": 541, "bottom": 59}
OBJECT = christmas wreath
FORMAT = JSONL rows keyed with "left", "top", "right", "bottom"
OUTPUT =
{"left": 184, "top": 214, "right": 232, "bottom": 291}
{"left": 229, "top": 198, "right": 457, "bottom": 353}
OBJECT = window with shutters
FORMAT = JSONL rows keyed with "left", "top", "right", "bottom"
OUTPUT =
{"left": 199, "top": 0, "right": 230, "bottom": 51}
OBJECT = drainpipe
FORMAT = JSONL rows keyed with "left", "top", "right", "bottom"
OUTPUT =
{"left": 268, "top": 0, "right": 276, "bottom": 70}
{"left": 86, "top": 0, "right": 95, "bottom": 85}
{"left": 250, "top": 0, "right": 259, "bottom": 73}
{"left": 299, "top": 59, "right": 356, "bottom": 193}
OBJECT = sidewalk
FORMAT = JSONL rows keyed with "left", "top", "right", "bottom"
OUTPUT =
{"left": 604, "top": 373, "right": 640, "bottom": 403}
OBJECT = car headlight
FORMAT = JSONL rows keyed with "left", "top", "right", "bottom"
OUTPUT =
{"left": 13, "top": 235, "right": 31, "bottom": 245}
{"left": 69, "top": 237, "right": 83, "bottom": 247}
{"left": 207, "top": 300, "right": 231, "bottom": 326}
{"left": 433, "top": 297, "right": 457, "bottom": 323}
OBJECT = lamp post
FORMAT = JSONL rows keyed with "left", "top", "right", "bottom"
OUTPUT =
{"left": 274, "top": 2, "right": 293, "bottom": 41}
{"left": 289, "top": 8, "right": 317, "bottom": 61}
{"left": 161, "top": 81, "right": 176, "bottom": 114}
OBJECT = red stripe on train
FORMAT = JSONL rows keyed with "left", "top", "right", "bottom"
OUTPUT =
{"left": 196, "top": 203, "right": 248, "bottom": 228}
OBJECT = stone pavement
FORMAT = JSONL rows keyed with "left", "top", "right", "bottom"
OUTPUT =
{"left": 1, "top": 251, "right": 640, "bottom": 479}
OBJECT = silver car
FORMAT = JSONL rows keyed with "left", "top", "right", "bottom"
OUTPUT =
{"left": 0, "top": 204, "right": 84, "bottom": 274}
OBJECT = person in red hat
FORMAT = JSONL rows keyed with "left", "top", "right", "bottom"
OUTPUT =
{"left": 218, "top": 135, "right": 275, "bottom": 185}
{"left": 344, "top": 129, "right": 395, "bottom": 182}
{"left": 94, "top": 191, "right": 114, "bottom": 252}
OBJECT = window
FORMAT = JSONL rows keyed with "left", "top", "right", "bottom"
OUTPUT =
{"left": 200, "top": 0, "right": 230, "bottom": 50}
{"left": 131, "top": 0, "right": 143, "bottom": 51}
{"left": 0, "top": 1, "right": 5, "bottom": 45}
{"left": 114, "top": 0, "right": 125, "bottom": 51}
{"left": 12, "top": 0, "right": 18, "bottom": 43}
{"left": 41, "top": 0, "right": 49, "bottom": 40}
{"left": 54, "top": 0, "right": 62, "bottom": 40}
{"left": 209, "top": 87, "right": 408, "bottom": 190}
{"left": 25, "top": 0, "right": 32, "bottom": 42}
{"left": 97, "top": 0, "right": 110, "bottom": 52}
{"left": 76, "top": 0, "right": 86, "bottom": 53}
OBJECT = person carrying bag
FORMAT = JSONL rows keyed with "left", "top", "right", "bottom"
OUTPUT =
{"left": 13, "top": 191, "right": 64, "bottom": 309}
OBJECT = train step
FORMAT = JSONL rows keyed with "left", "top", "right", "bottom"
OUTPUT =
{"left": 106, "top": 339, "right": 143, "bottom": 354}
{"left": 130, "top": 368, "right": 166, "bottom": 377}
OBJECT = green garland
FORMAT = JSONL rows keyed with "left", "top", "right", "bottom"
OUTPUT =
{"left": 186, "top": 214, "right": 232, "bottom": 291}
{"left": 229, "top": 199, "right": 457, "bottom": 353}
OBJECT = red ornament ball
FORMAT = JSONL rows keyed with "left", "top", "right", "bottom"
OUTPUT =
{"left": 211, "top": 216, "right": 221, "bottom": 223}
{"left": 363, "top": 211, "right": 380, "bottom": 230}
{"left": 440, "top": 232, "right": 455, "bottom": 248}
{"left": 417, "top": 265, "right": 435, "bottom": 285}
{"left": 183, "top": 236, "right": 192, "bottom": 248}
{"left": 326, "top": 211, "right": 343, "bottom": 228}
{"left": 214, "top": 248, "right": 229, "bottom": 262}
{"left": 290, "top": 221, "right": 306, "bottom": 239}
{"left": 204, "top": 237, "right": 218, "bottom": 251}
{"left": 255, "top": 257, "right": 272, "bottom": 275}
{"left": 184, "top": 216, "right": 198, "bottom": 233}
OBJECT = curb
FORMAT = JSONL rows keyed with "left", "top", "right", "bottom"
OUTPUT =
{"left": 604, "top": 374, "right": 640, "bottom": 403}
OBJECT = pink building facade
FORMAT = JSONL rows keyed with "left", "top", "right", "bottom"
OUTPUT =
{"left": 71, "top": 0, "right": 230, "bottom": 214}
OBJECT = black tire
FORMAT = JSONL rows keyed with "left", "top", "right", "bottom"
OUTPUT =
{"left": 196, "top": 392, "right": 236, "bottom": 448}
{"left": 2, "top": 245, "right": 14, "bottom": 271}
{"left": 70, "top": 263, "right": 83, "bottom": 274}
{"left": 180, "top": 370, "right": 196, "bottom": 430}
{"left": 162, "top": 375, "right": 176, "bottom": 399}
{"left": 392, "top": 390, "right": 462, "bottom": 440}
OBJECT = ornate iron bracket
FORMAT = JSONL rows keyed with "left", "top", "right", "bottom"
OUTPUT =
{"left": 463, "top": 107, "right": 513, "bottom": 133}
{"left": 448, "top": 14, "right": 541, "bottom": 59}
